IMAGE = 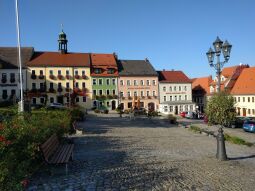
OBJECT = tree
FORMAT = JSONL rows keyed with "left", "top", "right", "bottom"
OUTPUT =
{"left": 206, "top": 91, "right": 236, "bottom": 160}
{"left": 206, "top": 91, "right": 236, "bottom": 127}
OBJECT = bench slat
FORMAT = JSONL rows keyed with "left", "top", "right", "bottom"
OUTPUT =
{"left": 49, "top": 144, "right": 74, "bottom": 164}
{"left": 40, "top": 134, "right": 60, "bottom": 162}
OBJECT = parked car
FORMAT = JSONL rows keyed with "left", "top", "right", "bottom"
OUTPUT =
{"left": 243, "top": 119, "right": 255, "bottom": 132}
{"left": 185, "top": 111, "right": 194, "bottom": 119}
{"left": 180, "top": 111, "right": 186, "bottom": 118}
{"left": 48, "top": 103, "right": 66, "bottom": 109}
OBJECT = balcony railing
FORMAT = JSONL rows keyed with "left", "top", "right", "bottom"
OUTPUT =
{"left": 38, "top": 75, "right": 45, "bottom": 80}
{"left": 49, "top": 75, "right": 55, "bottom": 80}
{"left": 31, "top": 74, "right": 36, "bottom": 80}
{"left": 57, "top": 87, "right": 63, "bottom": 92}
{"left": 10, "top": 78, "right": 15, "bottom": 83}
{"left": 57, "top": 74, "right": 63, "bottom": 80}
{"left": 1, "top": 78, "right": 7, "bottom": 83}
{"left": 65, "top": 88, "right": 70, "bottom": 92}
{"left": 82, "top": 75, "right": 87, "bottom": 79}
{"left": 48, "top": 88, "right": 56, "bottom": 93}
{"left": 66, "top": 75, "right": 71, "bottom": 79}
{"left": 74, "top": 75, "right": 80, "bottom": 79}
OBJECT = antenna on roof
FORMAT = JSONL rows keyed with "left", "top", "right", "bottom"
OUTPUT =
{"left": 61, "top": 23, "right": 64, "bottom": 32}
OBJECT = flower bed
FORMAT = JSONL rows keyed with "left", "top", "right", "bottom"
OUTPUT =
{"left": 0, "top": 109, "right": 73, "bottom": 190}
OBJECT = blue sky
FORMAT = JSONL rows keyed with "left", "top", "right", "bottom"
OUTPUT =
{"left": 1, "top": 0, "right": 255, "bottom": 78}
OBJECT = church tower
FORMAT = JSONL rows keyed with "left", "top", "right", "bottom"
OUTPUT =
{"left": 58, "top": 28, "right": 68, "bottom": 54}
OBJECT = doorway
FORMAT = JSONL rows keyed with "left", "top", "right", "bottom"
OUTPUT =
{"left": 175, "top": 106, "right": 178, "bottom": 115}
{"left": 242, "top": 108, "right": 246, "bottom": 116}
{"left": 112, "top": 100, "right": 116, "bottom": 110}
{"left": 57, "top": 96, "right": 64, "bottom": 104}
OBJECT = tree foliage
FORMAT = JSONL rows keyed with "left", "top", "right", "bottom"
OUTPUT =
{"left": 206, "top": 91, "right": 236, "bottom": 127}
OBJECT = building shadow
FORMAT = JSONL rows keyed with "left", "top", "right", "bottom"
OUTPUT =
{"left": 228, "top": 154, "right": 255, "bottom": 161}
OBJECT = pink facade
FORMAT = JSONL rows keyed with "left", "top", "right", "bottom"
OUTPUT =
{"left": 118, "top": 76, "right": 159, "bottom": 111}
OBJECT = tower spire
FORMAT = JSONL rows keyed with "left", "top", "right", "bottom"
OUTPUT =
{"left": 58, "top": 25, "right": 68, "bottom": 54}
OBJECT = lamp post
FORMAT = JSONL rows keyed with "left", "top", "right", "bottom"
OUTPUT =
{"left": 118, "top": 91, "right": 122, "bottom": 117}
{"left": 206, "top": 36, "right": 232, "bottom": 161}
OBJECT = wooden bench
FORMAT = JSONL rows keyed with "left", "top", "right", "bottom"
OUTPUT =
{"left": 40, "top": 133, "right": 74, "bottom": 174}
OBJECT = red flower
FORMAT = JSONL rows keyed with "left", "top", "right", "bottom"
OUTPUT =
{"left": 0, "top": 135, "right": 6, "bottom": 142}
{"left": 21, "top": 179, "right": 29, "bottom": 188}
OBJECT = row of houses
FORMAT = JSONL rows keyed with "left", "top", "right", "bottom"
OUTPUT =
{"left": 0, "top": 30, "right": 254, "bottom": 116}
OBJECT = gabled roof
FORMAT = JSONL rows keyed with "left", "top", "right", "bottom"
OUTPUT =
{"left": 192, "top": 76, "right": 212, "bottom": 95}
{"left": 26, "top": 51, "right": 90, "bottom": 67}
{"left": 231, "top": 67, "right": 255, "bottom": 95}
{"left": 90, "top": 53, "right": 117, "bottom": 67}
{"left": 157, "top": 70, "right": 191, "bottom": 83}
{"left": 0, "top": 47, "right": 34, "bottom": 69}
{"left": 118, "top": 60, "right": 158, "bottom": 76}
{"left": 221, "top": 65, "right": 239, "bottom": 77}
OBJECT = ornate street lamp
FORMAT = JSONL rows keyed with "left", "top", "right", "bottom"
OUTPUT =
{"left": 206, "top": 36, "right": 232, "bottom": 161}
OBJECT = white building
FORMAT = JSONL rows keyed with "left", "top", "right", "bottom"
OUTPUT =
{"left": 158, "top": 70, "right": 195, "bottom": 114}
{"left": 0, "top": 47, "right": 33, "bottom": 103}
{"left": 231, "top": 67, "right": 255, "bottom": 117}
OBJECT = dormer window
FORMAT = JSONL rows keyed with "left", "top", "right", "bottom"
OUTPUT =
{"left": 94, "top": 68, "right": 102, "bottom": 74}
{"left": 107, "top": 68, "right": 114, "bottom": 74}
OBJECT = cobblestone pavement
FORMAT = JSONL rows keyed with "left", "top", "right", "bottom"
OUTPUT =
{"left": 28, "top": 114, "right": 255, "bottom": 191}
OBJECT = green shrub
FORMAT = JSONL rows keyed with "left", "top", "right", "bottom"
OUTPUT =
{"left": 189, "top": 125, "right": 201, "bottom": 133}
{"left": 168, "top": 114, "right": 177, "bottom": 124}
{"left": 70, "top": 107, "right": 85, "bottom": 122}
{"left": 104, "top": 110, "right": 109, "bottom": 114}
{"left": 0, "top": 110, "right": 72, "bottom": 190}
{"left": 123, "top": 109, "right": 130, "bottom": 114}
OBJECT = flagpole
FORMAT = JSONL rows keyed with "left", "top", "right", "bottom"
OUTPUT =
{"left": 15, "top": 0, "right": 24, "bottom": 112}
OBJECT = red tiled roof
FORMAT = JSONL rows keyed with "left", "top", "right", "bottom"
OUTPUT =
{"left": 231, "top": 67, "right": 255, "bottom": 95}
{"left": 221, "top": 65, "right": 239, "bottom": 77}
{"left": 158, "top": 71, "right": 191, "bottom": 83}
{"left": 192, "top": 76, "right": 212, "bottom": 95}
{"left": 91, "top": 53, "right": 117, "bottom": 67}
{"left": 26, "top": 52, "right": 90, "bottom": 67}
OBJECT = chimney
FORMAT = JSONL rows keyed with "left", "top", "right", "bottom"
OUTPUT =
{"left": 113, "top": 52, "right": 118, "bottom": 59}
{"left": 145, "top": 58, "right": 149, "bottom": 62}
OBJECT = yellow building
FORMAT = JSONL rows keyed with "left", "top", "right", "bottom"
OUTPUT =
{"left": 25, "top": 30, "right": 92, "bottom": 109}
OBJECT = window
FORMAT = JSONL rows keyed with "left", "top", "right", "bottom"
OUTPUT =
{"left": 146, "top": 91, "right": 150, "bottom": 96}
{"left": 140, "top": 80, "right": 144, "bottom": 86}
{"left": 32, "top": 70, "right": 35, "bottom": 75}
{"left": 243, "top": 97, "right": 245, "bottom": 102}
{"left": 11, "top": 89, "right": 16, "bottom": 95}
{"left": 82, "top": 70, "right": 85, "bottom": 76}
{"left": 40, "top": 70, "right": 43, "bottom": 75}
{"left": 83, "top": 96, "right": 86, "bottom": 102}
{"left": 32, "top": 98, "right": 36, "bottom": 104}
{"left": 190, "top": 105, "right": 193, "bottom": 111}
{"left": 234, "top": 97, "right": 236, "bottom": 102}
{"left": 169, "top": 86, "right": 172, "bottom": 91}
{"left": 99, "top": 79, "right": 103, "bottom": 85}
{"left": 120, "top": 80, "right": 124, "bottom": 86}
{"left": 180, "top": 105, "right": 183, "bottom": 112}
{"left": 175, "top": 95, "right": 177, "bottom": 101}
{"left": 248, "top": 97, "right": 250, "bottom": 102}
{"left": 128, "top": 102, "right": 132, "bottom": 108}
{"left": 253, "top": 109, "right": 255, "bottom": 115}
{"left": 127, "top": 80, "right": 131, "bottom": 86}
{"left": 146, "top": 80, "right": 150, "bottom": 86}
{"left": 152, "top": 80, "right": 156, "bottom": 86}
{"left": 66, "top": 82, "right": 70, "bottom": 88}
{"left": 112, "top": 90, "right": 116, "bottom": 95}
{"left": 179, "top": 95, "right": 181, "bottom": 100}
{"left": 153, "top": 91, "right": 156, "bottom": 96}
{"left": 94, "top": 68, "right": 102, "bottom": 74}
{"left": 58, "top": 70, "right": 61, "bottom": 75}
{"left": 10, "top": 73, "right": 15, "bottom": 82}
{"left": 66, "top": 70, "right": 69, "bottom": 75}
{"left": 164, "top": 106, "right": 168, "bottom": 112}
{"left": 134, "top": 80, "right": 138, "bottom": 86}
{"left": 185, "top": 95, "right": 187, "bottom": 100}
{"left": 179, "top": 86, "right": 181, "bottom": 91}
{"left": 58, "top": 83, "right": 62, "bottom": 89}
{"left": 238, "top": 97, "right": 240, "bottom": 102}
{"left": 32, "top": 83, "right": 36, "bottom": 89}
{"left": 163, "top": 87, "right": 166, "bottom": 92}
{"left": 49, "top": 70, "right": 53, "bottom": 75}
{"left": 75, "top": 70, "right": 79, "bottom": 75}
{"left": 170, "top": 96, "right": 172, "bottom": 101}
{"left": 2, "top": 90, "right": 7, "bottom": 99}
{"left": 66, "top": 97, "right": 69, "bottom": 103}
{"left": 50, "top": 97, "right": 54, "bottom": 103}
{"left": 184, "top": 86, "right": 187, "bottom": 91}
{"left": 40, "top": 83, "right": 44, "bottom": 90}
{"left": 93, "top": 79, "right": 97, "bottom": 85}
{"left": 82, "top": 82, "right": 86, "bottom": 88}
{"left": 140, "top": 91, "right": 144, "bottom": 97}
{"left": 93, "top": 90, "right": 97, "bottom": 95}
{"left": 174, "top": 86, "right": 176, "bottom": 91}
{"left": 185, "top": 105, "right": 188, "bottom": 111}
{"left": 112, "top": 79, "right": 116, "bottom": 85}
{"left": 106, "top": 90, "right": 110, "bottom": 95}
{"left": 107, "top": 69, "right": 114, "bottom": 74}
{"left": 134, "top": 91, "right": 137, "bottom": 96}
{"left": 76, "top": 97, "right": 79, "bottom": 102}
{"left": 75, "top": 82, "right": 79, "bottom": 88}
{"left": 2, "top": 73, "right": 7, "bottom": 80}
{"left": 120, "top": 91, "right": 124, "bottom": 97}
{"left": 99, "top": 90, "right": 103, "bottom": 95}
{"left": 106, "top": 79, "right": 110, "bottom": 85}
{"left": 106, "top": 102, "right": 110, "bottom": 107}
{"left": 40, "top": 97, "right": 44, "bottom": 104}
{"left": 164, "top": 96, "right": 166, "bottom": 102}
{"left": 50, "top": 83, "right": 53, "bottom": 89}
{"left": 169, "top": 106, "right": 173, "bottom": 112}
{"left": 127, "top": 91, "right": 131, "bottom": 97}
{"left": 252, "top": 97, "right": 254, "bottom": 102}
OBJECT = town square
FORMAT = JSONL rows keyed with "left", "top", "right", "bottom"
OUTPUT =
{"left": 0, "top": 0, "right": 255, "bottom": 190}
